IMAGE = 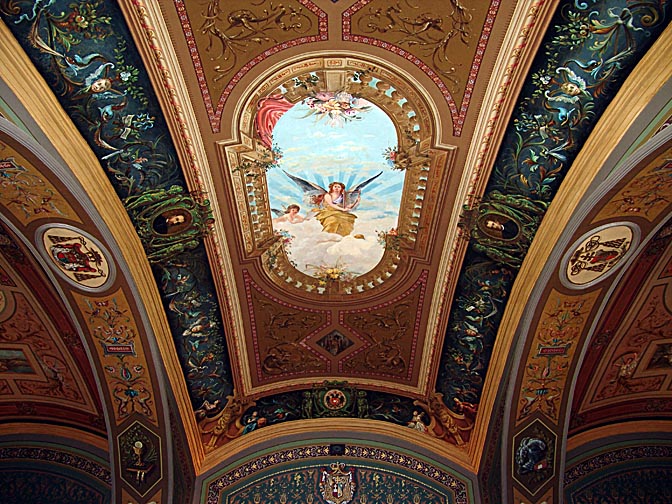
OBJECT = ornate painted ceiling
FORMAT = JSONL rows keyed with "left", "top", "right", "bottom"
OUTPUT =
{"left": 0, "top": 0, "right": 671, "bottom": 503}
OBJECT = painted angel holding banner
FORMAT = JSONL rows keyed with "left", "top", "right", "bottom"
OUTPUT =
{"left": 282, "top": 170, "right": 382, "bottom": 237}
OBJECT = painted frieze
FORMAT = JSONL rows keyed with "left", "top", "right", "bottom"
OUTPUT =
{"left": 341, "top": 272, "right": 427, "bottom": 380}
{"left": 205, "top": 444, "right": 469, "bottom": 504}
{"left": 72, "top": 290, "right": 158, "bottom": 425}
{"left": 0, "top": 292, "right": 94, "bottom": 411}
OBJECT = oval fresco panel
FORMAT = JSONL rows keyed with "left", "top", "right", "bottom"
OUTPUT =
{"left": 36, "top": 224, "right": 115, "bottom": 291}
{"left": 266, "top": 93, "right": 404, "bottom": 281}
{"left": 561, "top": 222, "right": 639, "bottom": 289}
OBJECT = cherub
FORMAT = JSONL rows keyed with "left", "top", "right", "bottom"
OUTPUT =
{"left": 271, "top": 204, "right": 305, "bottom": 224}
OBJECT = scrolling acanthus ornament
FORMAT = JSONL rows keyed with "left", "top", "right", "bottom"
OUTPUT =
{"left": 198, "top": 393, "right": 256, "bottom": 451}
{"left": 413, "top": 392, "right": 475, "bottom": 447}
{"left": 124, "top": 186, "right": 214, "bottom": 264}
{"left": 354, "top": 0, "right": 473, "bottom": 88}
{"left": 199, "top": 0, "right": 316, "bottom": 82}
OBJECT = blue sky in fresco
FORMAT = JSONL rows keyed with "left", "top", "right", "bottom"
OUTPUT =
{"left": 267, "top": 99, "right": 405, "bottom": 278}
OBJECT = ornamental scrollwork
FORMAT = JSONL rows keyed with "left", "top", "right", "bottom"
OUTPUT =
{"left": 124, "top": 185, "right": 214, "bottom": 264}
{"left": 82, "top": 296, "right": 155, "bottom": 421}
{"left": 200, "top": 0, "right": 314, "bottom": 82}
{"left": 356, "top": 0, "right": 473, "bottom": 87}
{"left": 198, "top": 393, "right": 256, "bottom": 451}
{"left": 412, "top": 392, "right": 475, "bottom": 447}
{"left": 344, "top": 303, "right": 411, "bottom": 375}
{"left": 460, "top": 191, "right": 549, "bottom": 269}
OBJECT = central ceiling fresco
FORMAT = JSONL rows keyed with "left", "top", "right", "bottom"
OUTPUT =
{"left": 1, "top": 0, "right": 671, "bottom": 501}
{"left": 3, "top": 0, "right": 669, "bottom": 432}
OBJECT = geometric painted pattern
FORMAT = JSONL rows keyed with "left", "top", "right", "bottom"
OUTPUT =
{"left": 564, "top": 444, "right": 672, "bottom": 503}
{"left": 0, "top": 445, "right": 111, "bottom": 504}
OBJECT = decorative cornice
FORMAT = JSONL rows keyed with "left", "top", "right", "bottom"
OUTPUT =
{"left": 205, "top": 441, "right": 471, "bottom": 504}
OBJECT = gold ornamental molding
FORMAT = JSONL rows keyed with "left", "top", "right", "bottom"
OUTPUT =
{"left": 430, "top": 0, "right": 563, "bottom": 471}
{"left": 200, "top": 417, "right": 476, "bottom": 476}
{"left": 493, "top": 20, "right": 672, "bottom": 499}
{"left": 566, "top": 420, "right": 672, "bottom": 453}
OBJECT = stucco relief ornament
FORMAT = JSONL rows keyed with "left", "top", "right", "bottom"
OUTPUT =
{"left": 459, "top": 191, "right": 548, "bottom": 269}
{"left": 123, "top": 185, "right": 214, "bottom": 264}
{"left": 198, "top": 393, "right": 255, "bottom": 451}
{"left": 320, "top": 463, "right": 356, "bottom": 504}
{"left": 412, "top": 392, "right": 475, "bottom": 447}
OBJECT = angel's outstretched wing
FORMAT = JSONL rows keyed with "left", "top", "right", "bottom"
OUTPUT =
{"left": 349, "top": 171, "right": 383, "bottom": 209}
{"left": 283, "top": 171, "right": 327, "bottom": 206}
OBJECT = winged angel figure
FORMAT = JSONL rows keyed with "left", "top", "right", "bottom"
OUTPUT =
{"left": 281, "top": 170, "right": 382, "bottom": 237}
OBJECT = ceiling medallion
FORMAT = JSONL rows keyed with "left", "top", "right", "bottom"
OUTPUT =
{"left": 561, "top": 222, "right": 639, "bottom": 289}
{"left": 323, "top": 389, "right": 348, "bottom": 411}
{"left": 36, "top": 224, "right": 115, "bottom": 291}
{"left": 512, "top": 418, "right": 556, "bottom": 497}
{"left": 225, "top": 55, "right": 453, "bottom": 297}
